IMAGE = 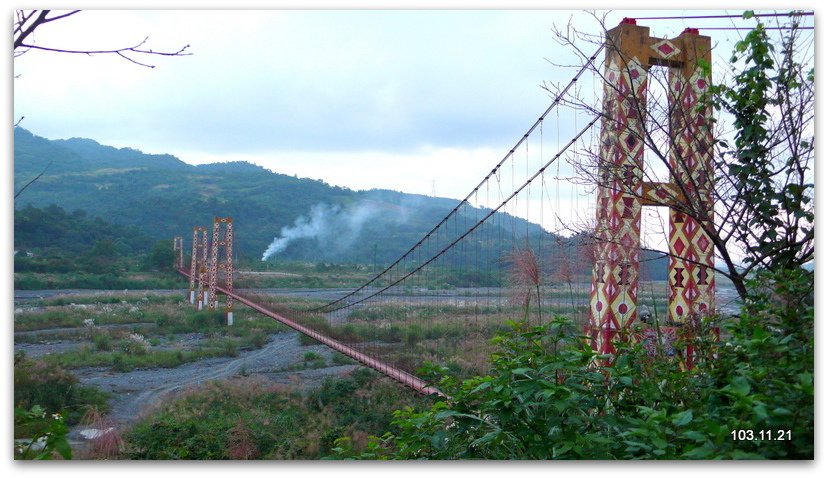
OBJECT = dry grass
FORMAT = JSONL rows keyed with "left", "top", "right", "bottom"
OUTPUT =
{"left": 77, "top": 407, "right": 123, "bottom": 459}
{"left": 506, "top": 248, "right": 543, "bottom": 324}
{"left": 227, "top": 419, "right": 260, "bottom": 459}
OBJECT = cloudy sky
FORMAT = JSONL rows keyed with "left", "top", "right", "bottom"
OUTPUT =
{"left": 13, "top": 4, "right": 794, "bottom": 202}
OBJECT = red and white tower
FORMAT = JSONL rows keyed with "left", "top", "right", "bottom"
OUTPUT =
{"left": 208, "top": 217, "right": 234, "bottom": 324}
{"left": 589, "top": 20, "right": 715, "bottom": 359}
{"left": 189, "top": 226, "right": 209, "bottom": 309}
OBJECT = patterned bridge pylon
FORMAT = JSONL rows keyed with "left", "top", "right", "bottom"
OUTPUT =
{"left": 173, "top": 236, "right": 184, "bottom": 270}
{"left": 189, "top": 226, "right": 209, "bottom": 308}
{"left": 208, "top": 217, "right": 234, "bottom": 325}
{"left": 589, "top": 20, "right": 715, "bottom": 357}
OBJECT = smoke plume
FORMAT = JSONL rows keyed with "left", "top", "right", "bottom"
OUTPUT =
{"left": 261, "top": 201, "right": 379, "bottom": 261}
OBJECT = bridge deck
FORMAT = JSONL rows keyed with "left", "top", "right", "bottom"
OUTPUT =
{"left": 177, "top": 269, "right": 443, "bottom": 397}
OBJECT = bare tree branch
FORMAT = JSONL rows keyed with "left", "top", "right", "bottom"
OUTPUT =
{"left": 13, "top": 10, "right": 191, "bottom": 68}
{"left": 13, "top": 9, "right": 191, "bottom": 199}
{"left": 550, "top": 13, "right": 813, "bottom": 303}
{"left": 14, "top": 159, "right": 52, "bottom": 199}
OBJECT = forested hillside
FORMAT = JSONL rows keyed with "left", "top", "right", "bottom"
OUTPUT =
{"left": 13, "top": 127, "right": 667, "bottom": 278}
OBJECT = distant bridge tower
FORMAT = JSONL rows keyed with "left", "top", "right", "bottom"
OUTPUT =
{"left": 173, "top": 236, "right": 184, "bottom": 270}
{"left": 207, "top": 217, "right": 234, "bottom": 325}
{"left": 189, "top": 226, "right": 209, "bottom": 309}
{"left": 589, "top": 20, "right": 715, "bottom": 357}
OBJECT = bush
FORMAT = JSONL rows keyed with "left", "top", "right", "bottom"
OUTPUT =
{"left": 14, "top": 353, "right": 76, "bottom": 418}
{"left": 303, "top": 351, "right": 322, "bottom": 362}
{"left": 332, "top": 353, "right": 356, "bottom": 366}
{"left": 14, "top": 353, "right": 110, "bottom": 426}
{"left": 120, "top": 333, "right": 150, "bottom": 355}
{"left": 92, "top": 331, "right": 112, "bottom": 351}
{"left": 14, "top": 405, "right": 72, "bottom": 460}
{"left": 249, "top": 331, "right": 268, "bottom": 349}
{"left": 125, "top": 370, "right": 427, "bottom": 459}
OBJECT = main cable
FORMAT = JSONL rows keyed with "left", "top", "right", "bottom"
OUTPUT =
{"left": 321, "top": 115, "right": 601, "bottom": 314}
{"left": 631, "top": 12, "right": 813, "bottom": 21}
{"left": 312, "top": 43, "right": 605, "bottom": 313}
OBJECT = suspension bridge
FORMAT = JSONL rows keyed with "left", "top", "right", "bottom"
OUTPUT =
{"left": 173, "top": 20, "right": 720, "bottom": 395}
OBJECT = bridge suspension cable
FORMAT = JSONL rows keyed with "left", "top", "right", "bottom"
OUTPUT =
{"left": 629, "top": 11, "right": 813, "bottom": 21}
{"left": 313, "top": 43, "right": 605, "bottom": 313}
{"left": 319, "top": 114, "right": 600, "bottom": 314}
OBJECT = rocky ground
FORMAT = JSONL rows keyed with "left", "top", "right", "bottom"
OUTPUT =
{"left": 14, "top": 300, "right": 358, "bottom": 453}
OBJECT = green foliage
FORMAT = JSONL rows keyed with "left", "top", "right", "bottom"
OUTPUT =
{"left": 47, "top": 341, "right": 240, "bottom": 372}
{"left": 14, "top": 406, "right": 72, "bottom": 460}
{"left": 332, "top": 269, "right": 813, "bottom": 459}
{"left": 92, "top": 331, "right": 112, "bottom": 351}
{"left": 14, "top": 271, "right": 182, "bottom": 290}
{"left": 14, "top": 203, "right": 151, "bottom": 257}
{"left": 17, "top": 295, "right": 288, "bottom": 373}
{"left": 125, "top": 369, "right": 426, "bottom": 459}
{"left": 14, "top": 352, "right": 77, "bottom": 417}
{"left": 706, "top": 14, "right": 814, "bottom": 274}
{"left": 14, "top": 352, "right": 110, "bottom": 427}
{"left": 144, "top": 239, "right": 175, "bottom": 271}
{"left": 303, "top": 351, "right": 323, "bottom": 362}
{"left": 332, "top": 353, "right": 357, "bottom": 366}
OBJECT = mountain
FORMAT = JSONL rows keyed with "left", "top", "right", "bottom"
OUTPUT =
{"left": 12, "top": 128, "right": 538, "bottom": 265}
{"left": 13, "top": 127, "right": 669, "bottom": 279}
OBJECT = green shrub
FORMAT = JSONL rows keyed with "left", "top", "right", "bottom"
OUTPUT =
{"left": 303, "top": 351, "right": 322, "bottom": 362}
{"left": 332, "top": 353, "right": 356, "bottom": 366}
{"left": 404, "top": 325, "right": 424, "bottom": 346}
{"left": 222, "top": 339, "right": 239, "bottom": 357}
{"left": 249, "top": 331, "right": 268, "bottom": 349}
{"left": 14, "top": 353, "right": 77, "bottom": 416}
{"left": 92, "top": 331, "right": 112, "bottom": 351}
{"left": 112, "top": 354, "right": 127, "bottom": 373}
{"left": 120, "top": 333, "right": 150, "bottom": 355}
{"left": 125, "top": 370, "right": 426, "bottom": 459}
{"left": 14, "top": 353, "right": 110, "bottom": 426}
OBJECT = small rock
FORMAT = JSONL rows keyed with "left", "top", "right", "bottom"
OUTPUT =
{"left": 16, "top": 436, "right": 47, "bottom": 451}
{"left": 79, "top": 428, "right": 115, "bottom": 440}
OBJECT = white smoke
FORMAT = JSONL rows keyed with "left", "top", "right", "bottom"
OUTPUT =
{"left": 261, "top": 201, "right": 380, "bottom": 261}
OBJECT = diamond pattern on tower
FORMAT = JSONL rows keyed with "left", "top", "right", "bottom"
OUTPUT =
{"left": 651, "top": 40, "right": 682, "bottom": 59}
{"left": 665, "top": 66, "right": 715, "bottom": 323}
{"left": 590, "top": 56, "right": 647, "bottom": 355}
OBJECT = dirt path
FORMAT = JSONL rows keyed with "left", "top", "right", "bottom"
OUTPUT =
{"left": 73, "top": 331, "right": 349, "bottom": 425}
{"left": 23, "top": 330, "right": 357, "bottom": 448}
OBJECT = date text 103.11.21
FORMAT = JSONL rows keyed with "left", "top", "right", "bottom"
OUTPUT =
{"left": 731, "top": 429, "right": 792, "bottom": 441}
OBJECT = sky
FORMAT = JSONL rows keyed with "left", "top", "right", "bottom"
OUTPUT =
{"left": 10, "top": 3, "right": 818, "bottom": 260}
{"left": 11, "top": 8, "right": 587, "bottom": 198}
{"left": 13, "top": 4, "right": 806, "bottom": 202}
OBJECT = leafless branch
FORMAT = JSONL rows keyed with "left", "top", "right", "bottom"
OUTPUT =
{"left": 14, "top": 159, "right": 52, "bottom": 199}
{"left": 14, "top": 10, "right": 191, "bottom": 68}
{"left": 549, "top": 13, "right": 813, "bottom": 302}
